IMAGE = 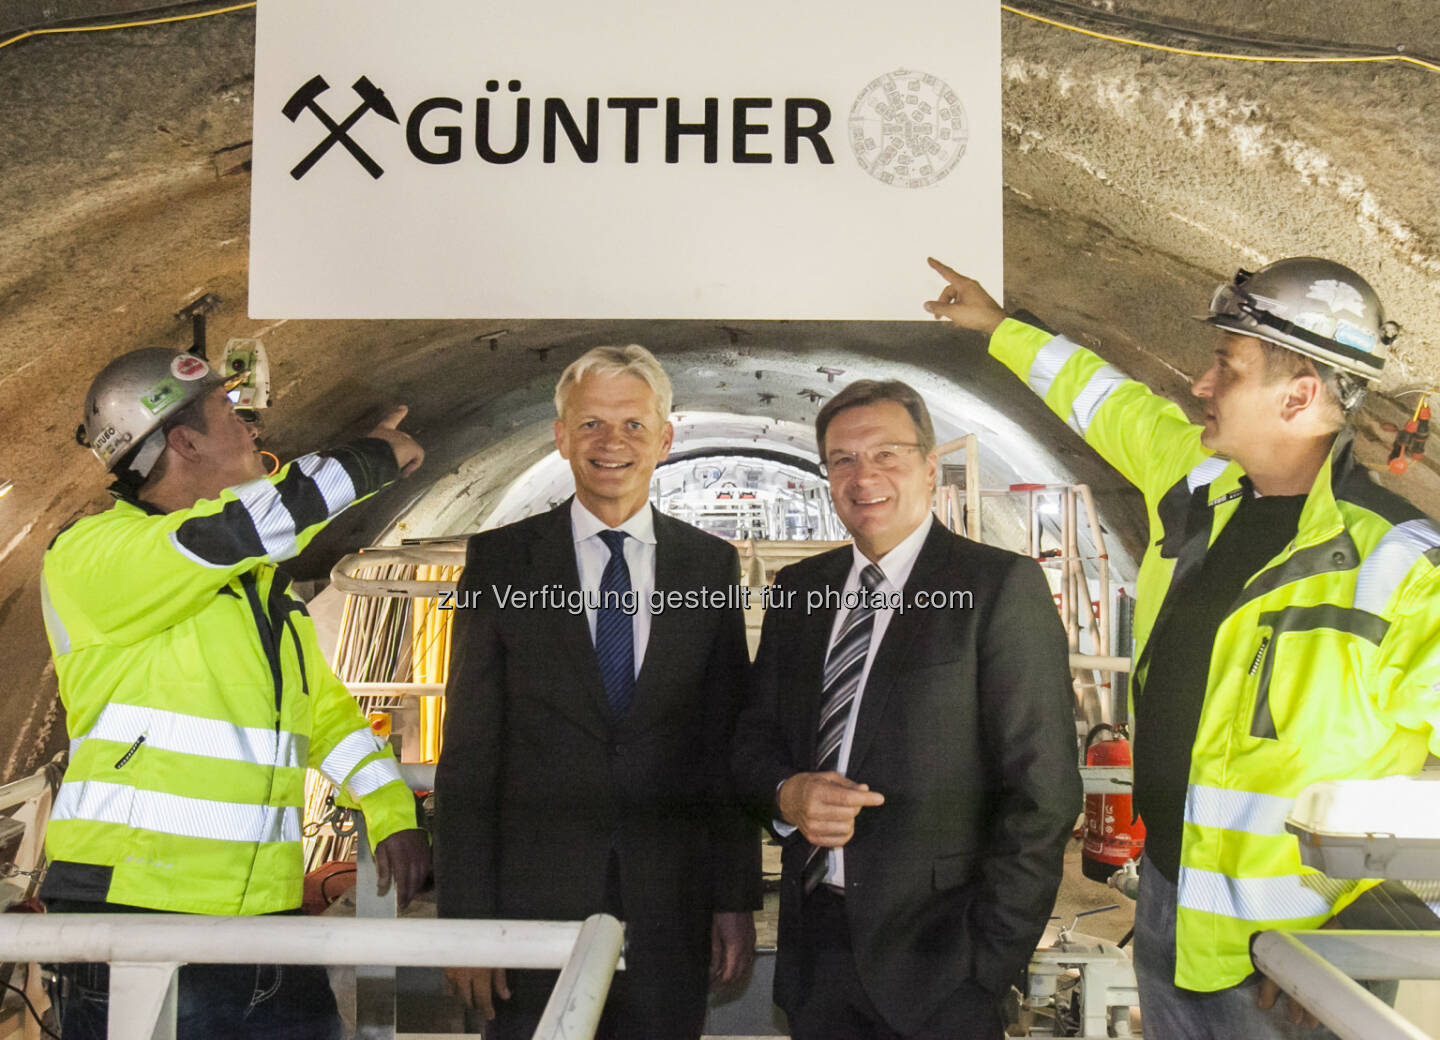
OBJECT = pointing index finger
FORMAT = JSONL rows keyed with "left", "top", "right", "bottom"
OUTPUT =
{"left": 377, "top": 405, "right": 409, "bottom": 430}
{"left": 823, "top": 782, "right": 885, "bottom": 807}
{"left": 927, "top": 256, "right": 967, "bottom": 286}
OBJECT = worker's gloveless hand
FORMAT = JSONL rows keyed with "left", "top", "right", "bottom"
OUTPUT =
{"left": 374, "top": 827, "right": 430, "bottom": 909}
{"left": 923, "top": 257, "right": 1007, "bottom": 336}
{"left": 367, "top": 405, "right": 425, "bottom": 477}
{"left": 1256, "top": 916, "right": 1340, "bottom": 1028}
{"left": 445, "top": 966, "right": 510, "bottom": 1020}
{"left": 1257, "top": 974, "right": 1321, "bottom": 1029}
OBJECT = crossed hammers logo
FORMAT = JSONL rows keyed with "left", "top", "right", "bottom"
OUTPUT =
{"left": 283, "top": 75, "right": 399, "bottom": 180}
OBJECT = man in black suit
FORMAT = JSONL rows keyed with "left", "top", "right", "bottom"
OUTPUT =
{"left": 434, "top": 344, "right": 760, "bottom": 1039}
{"left": 732, "top": 379, "right": 1081, "bottom": 1039}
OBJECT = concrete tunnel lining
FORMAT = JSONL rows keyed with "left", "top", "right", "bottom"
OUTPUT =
{"left": 2, "top": 0, "right": 1438, "bottom": 790}
{"left": 382, "top": 354, "right": 1140, "bottom": 590}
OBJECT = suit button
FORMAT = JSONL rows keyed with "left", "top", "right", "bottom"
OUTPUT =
{"left": 609, "top": 744, "right": 625, "bottom": 759}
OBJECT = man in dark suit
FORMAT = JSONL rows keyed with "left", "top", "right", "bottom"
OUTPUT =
{"left": 732, "top": 379, "right": 1081, "bottom": 1039}
{"left": 435, "top": 344, "right": 760, "bottom": 1040}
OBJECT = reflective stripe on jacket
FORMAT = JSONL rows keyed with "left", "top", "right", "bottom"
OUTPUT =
{"left": 990, "top": 318, "right": 1440, "bottom": 991}
{"left": 40, "top": 438, "right": 416, "bottom": 915}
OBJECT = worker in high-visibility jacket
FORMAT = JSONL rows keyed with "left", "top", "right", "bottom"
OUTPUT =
{"left": 40, "top": 347, "right": 431, "bottom": 1040}
{"left": 926, "top": 256, "right": 1440, "bottom": 1038}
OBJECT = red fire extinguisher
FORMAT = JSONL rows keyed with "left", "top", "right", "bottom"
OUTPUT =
{"left": 1082, "top": 723, "right": 1145, "bottom": 883}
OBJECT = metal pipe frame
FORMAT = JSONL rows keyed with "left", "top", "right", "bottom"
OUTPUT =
{"left": 0, "top": 914, "right": 624, "bottom": 1040}
{"left": 1079, "top": 765, "right": 1134, "bottom": 794}
{"left": 965, "top": 435, "right": 982, "bottom": 541}
{"left": 1251, "top": 930, "right": 1440, "bottom": 1040}
{"left": 0, "top": 768, "right": 52, "bottom": 810}
{"left": 331, "top": 546, "right": 465, "bottom": 598}
{"left": 1070, "top": 654, "right": 1132, "bottom": 673}
{"left": 333, "top": 539, "right": 854, "bottom": 599}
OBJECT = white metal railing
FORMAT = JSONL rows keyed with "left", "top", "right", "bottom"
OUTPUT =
{"left": 0, "top": 913, "right": 623, "bottom": 1040}
{"left": 330, "top": 543, "right": 467, "bottom": 597}
{"left": 2, "top": 763, "right": 622, "bottom": 1040}
{"left": 1252, "top": 930, "right": 1440, "bottom": 1040}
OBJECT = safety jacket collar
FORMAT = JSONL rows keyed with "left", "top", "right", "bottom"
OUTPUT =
{"left": 1288, "top": 429, "right": 1352, "bottom": 552}
{"left": 1185, "top": 430, "right": 1354, "bottom": 559}
{"left": 107, "top": 481, "right": 167, "bottom": 517}
{"left": 1138, "top": 430, "right": 1356, "bottom": 692}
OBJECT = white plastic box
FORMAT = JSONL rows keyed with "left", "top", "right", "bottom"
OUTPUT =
{"left": 1286, "top": 776, "right": 1440, "bottom": 880}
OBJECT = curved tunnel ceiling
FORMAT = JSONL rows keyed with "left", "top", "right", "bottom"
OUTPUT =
{"left": 387, "top": 352, "right": 1132, "bottom": 561}
{"left": 2, "top": 1, "right": 1439, "bottom": 781}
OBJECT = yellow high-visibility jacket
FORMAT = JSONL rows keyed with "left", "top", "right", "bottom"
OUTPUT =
{"left": 40, "top": 439, "right": 416, "bottom": 915}
{"left": 991, "top": 318, "right": 1440, "bottom": 991}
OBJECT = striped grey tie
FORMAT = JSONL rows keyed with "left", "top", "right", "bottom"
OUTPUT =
{"left": 803, "top": 563, "right": 885, "bottom": 894}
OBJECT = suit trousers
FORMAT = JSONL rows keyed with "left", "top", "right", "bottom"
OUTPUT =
{"left": 787, "top": 887, "right": 1004, "bottom": 1040}
{"left": 483, "top": 852, "right": 709, "bottom": 1040}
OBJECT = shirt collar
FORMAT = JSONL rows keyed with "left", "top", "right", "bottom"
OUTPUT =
{"left": 849, "top": 515, "right": 932, "bottom": 591}
{"left": 570, "top": 497, "right": 658, "bottom": 545}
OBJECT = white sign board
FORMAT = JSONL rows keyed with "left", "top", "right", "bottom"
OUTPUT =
{"left": 250, "top": 1, "right": 1001, "bottom": 319}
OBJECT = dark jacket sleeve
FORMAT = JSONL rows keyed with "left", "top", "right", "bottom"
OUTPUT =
{"left": 968, "top": 555, "right": 1084, "bottom": 993}
{"left": 703, "top": 549, "right": 764, "bottom": 912}
{"left": 730, "top": 570, "right": 801, "bottom": 831}
{"left": 433, "top": 534, "right": 505, "bottom": 920}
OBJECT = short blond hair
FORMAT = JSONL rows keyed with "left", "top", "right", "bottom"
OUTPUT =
{"left": 553, "top": 344, "right": 673, "bottom": 421}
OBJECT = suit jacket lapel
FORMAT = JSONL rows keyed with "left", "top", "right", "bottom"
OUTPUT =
{"left": 800, "top": 549, "right": 854, "bottom": 767}
{"left": 846, "top": 520, "right": 954, "bottom": 772}
{"left": 530, "top": 499, "right": 612, "bottom": 730}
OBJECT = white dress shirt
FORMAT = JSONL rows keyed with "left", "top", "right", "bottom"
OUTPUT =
{"left": 570, "top": 497, "right": 657, "bottom": 677}
{"left": 778, "top": 515, "right": 933, "bottom": 887}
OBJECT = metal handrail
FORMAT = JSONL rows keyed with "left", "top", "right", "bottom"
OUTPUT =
{"left": 1251, "top": 930, "right": 1440, "bottom": 1040}
{"left": 329, "top": 537, "right": 849, "bottom": 599}
{"left": 0, "top": 914, "right": 624, "bottom": 1040}
{"left": 1070, "top": 654, "right": 1131, "bottom": 673}
{"left": 330, "top": 544, "right": 467, "bottom": 597}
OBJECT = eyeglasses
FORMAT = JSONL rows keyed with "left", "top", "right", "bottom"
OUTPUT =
{"left": 820, "top": 443, "right": 925, "bottom": 477}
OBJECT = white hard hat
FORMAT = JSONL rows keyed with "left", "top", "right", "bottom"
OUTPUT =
{"left": 1204, "top": 257, "right": 1399, "bottom": 383}
{"left": 80, "top": 349, "right": 241, "bottom": 474}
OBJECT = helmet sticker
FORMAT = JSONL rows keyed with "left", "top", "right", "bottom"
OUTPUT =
{"left": 171, "top": 354, "right": 210, "bottom": 381}
{"left": 91, "top": 425, "right": 129, "bottom": 460}
{"left": 141, "top": 377, "right": 185, "bottom": 416}
{"left": 1306, "top": 279, "right": 1367, "bottom": 318}
{"left": 1334, "top": 321, "right": 1378, "bottom": 353}
{"left": 1292, "top": 311, "right": 1338, "bottom": 339}
{"left": 1248, "top": 293, "right": 1287, "bottom": 317}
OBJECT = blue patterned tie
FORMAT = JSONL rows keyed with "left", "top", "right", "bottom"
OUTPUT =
{"left": 595, "top": 529, "right": 635, "bottom": 718}
{"left": 803, "top": 563, "right": 885, "bottom": 894}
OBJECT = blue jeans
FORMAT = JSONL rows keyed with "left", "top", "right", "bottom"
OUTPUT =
{"left": 49, "top": 960, "right": 342, "bottom": 1040}
{"left": 1133, "top": 857, "right": 1397, "bottom": 1040}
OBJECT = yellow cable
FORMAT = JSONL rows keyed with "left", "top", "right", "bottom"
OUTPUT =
{"left": 0, "top": 2, "right": 256, "bottom": 50}
{"left": 6, "top": 1, "right": 1435, "bottom": 76}
{"left": 1001, "top": 4, "right": 1440, "bottom": 74}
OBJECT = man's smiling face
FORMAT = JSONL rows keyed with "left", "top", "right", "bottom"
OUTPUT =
{"left": 554, "top": 371, "right": 673, "bottom": 524}
{"left": 823, "top": 399, "right": 937, "bottom": 561}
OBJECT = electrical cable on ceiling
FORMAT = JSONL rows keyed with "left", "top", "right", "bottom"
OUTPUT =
{"left": 1001, "top": 2, "right": 1440, "bottom": 73}
{"left": 0, "top": 2, "right": 255, "bottom": 50}
{"left": 2, "top": 1, "right": 1437, "bottom": 74}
